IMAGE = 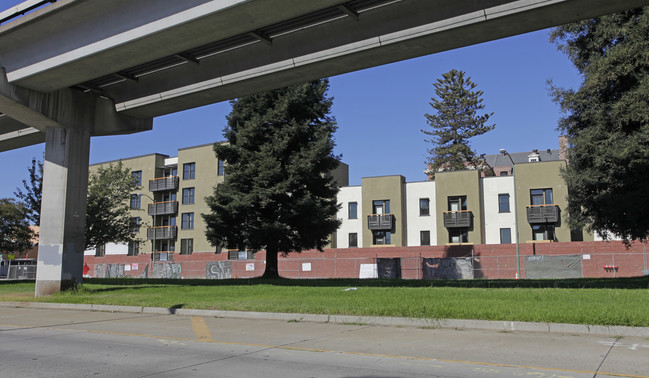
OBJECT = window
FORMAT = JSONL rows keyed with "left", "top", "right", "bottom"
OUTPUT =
{"left": 448, "top": 196, "right": 467, "bottom": 211}
{"left": 131, "top": 217, "right": 141, "bottom": 233}
{"left": 132, "top": 171, "right": 142, "bottom": 186}
{"left": 499, "top": 171, "right": 509, "bottom": 176}
{"left": 127, "top": 241, "right": 139, "bottom": 256}
{"left": 182, "top": 187, "right": 195, "bottom": 204}
{"left": 348, "top": 202, "right": 358, "bottom": 219}
{"left": 530, "top": 188, "right": 553, "bottom": 205}
{"left": 228, "top": 250, "right": 255, "bottom": 260}
{"left": 498, "top": 194, "right": 510, "bottom": 213}
{"left": 420, "top": 230, "right": 430, "bottom": 246}
{"left": 419, "top": 198, "right": 430, "bottom": 216}
{"left": 532, "top": 224, "right": 555, "bottom": 241}
{"left": 181, "top": 212, "right": 194, "bottom": 229}
{"left": 449, "top": 228, "right": 468, "bottom": 243}
{"left": 348, "top": 233, "right": 358, "bottom": 248}
{"left": 95, "top": 244, "right": 105, "bottom": 257}
{"left": 183, "top": 162, "right": 195, "bottom": 180}
{"left": 372, "top": 200, "right": 390, "bottom": 214}
{"left": 500, "top": 228, "right": 512, "bottom": 244}
{"left": 130, "top": 194, "right": 141, "bottom": 209}
{"left": 372, "top": 231, "right": 391, "bottom": 245}
{"left": 162, "top": 192, "right": 177, "bottom": 202}
{"left": 217, "top": 159, "right": 224, "bottom": 176}
{"left": 180, "top": 238, "right": 193, "bottom": 255}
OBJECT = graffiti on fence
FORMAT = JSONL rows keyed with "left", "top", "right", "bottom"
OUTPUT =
{"left": 422, "top": 258, "right": 473, "bottom": 279}
{"left": 152, "top": 263, "right": 181, "bottom": 279}
{"left": 206, "top": 261, "right": 232, "bottom": 279}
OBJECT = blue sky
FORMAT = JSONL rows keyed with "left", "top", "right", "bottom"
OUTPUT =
{"left": 0, "top": 1, "right": 580, "bottom": 199}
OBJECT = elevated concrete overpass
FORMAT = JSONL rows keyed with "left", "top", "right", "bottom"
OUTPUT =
{"left": 0, "top": 0, "right": 647, "bottom": 295}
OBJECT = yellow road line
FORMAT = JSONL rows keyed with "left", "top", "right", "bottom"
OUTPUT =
{"left": 3, "top": 323, "right": 648, "bottom": 378}
{"left": 190, "top": 316, "right": 213, "bottom": 342}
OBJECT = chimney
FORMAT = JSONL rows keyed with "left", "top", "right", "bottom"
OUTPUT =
{"left": 532, "top": 149, "right": 538, "bottom": 154}
{"left": 558, "top": 135, "right": 569, "bottom": 163}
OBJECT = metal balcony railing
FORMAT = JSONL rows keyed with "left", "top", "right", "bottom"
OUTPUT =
{"left": 149, "top": 176, "right": 179, "bottom": 192}
{"left": 147, "top": 201, "right": 178, "bottom": 216}
{"left": 146, "top": 226, "right": 177, "bottom": 240}
{"left": 443, "top": 210, "right": 472, "bottom": 228}
{"left": 367, "top": 214, "right": 393, "bottom": 230}
{"left": 527, "top": 204, "right": 559, "bottom": 223}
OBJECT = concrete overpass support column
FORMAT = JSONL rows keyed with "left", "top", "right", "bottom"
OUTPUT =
{"left": 35, "top": 126, "right": 91, "bottom": 297}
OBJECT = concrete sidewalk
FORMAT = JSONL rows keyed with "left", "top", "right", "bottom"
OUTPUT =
{"left": 2, "top": 300, "right": 648, "bottom": 338}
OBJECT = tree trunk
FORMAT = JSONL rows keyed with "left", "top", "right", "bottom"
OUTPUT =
{"left": 262, "top": 246, "right": 280, "bottom": 279}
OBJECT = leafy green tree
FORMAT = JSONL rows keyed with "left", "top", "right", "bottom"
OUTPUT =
{"left": 84, "top": 162, "right": 140, "bottom": 250}
{"left": 14, "top": 158, "right": 42, "bottom": 225}
{"left": 0, "top": 199, "right": 35, "bottom": 254}
{"left": 203, "top": 79, "right": 341, "bottom": 278}
{"left": 549, "top": 7, "right": 649, "bottom": 241}
{"left": 423, "top": 69, "right": 494, "bottom": 178}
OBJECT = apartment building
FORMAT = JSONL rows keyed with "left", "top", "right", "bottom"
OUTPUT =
{"left": 334, "top": 150, "right": 590, "bottom": 248}
{"left": 86, "top": 140, "right": 588, "bottom": 259}
{"left": 85, "top": 142, "right": 349, "bottom": 259}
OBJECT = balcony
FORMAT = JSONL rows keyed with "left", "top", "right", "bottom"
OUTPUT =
{"left": 443, "top": 210, "right": 472, "bottom": 228}
{"left": 146, "top": 226, "right": 177, "bottom": 240}
{"left": 527, "top": 204, "right": 559, "bottom": 223}
{"left": 368, "top": 214, "right": 393, "bottom": 230}
{"left": 147, "top": 201, "right": 178, "bottom": 216}
{"left": 149, "top": 176, "right": 179, "bottom": 192}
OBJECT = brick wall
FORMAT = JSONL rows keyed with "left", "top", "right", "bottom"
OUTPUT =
{"left": 84, "top": 240, "right": 649, "bottom": 280}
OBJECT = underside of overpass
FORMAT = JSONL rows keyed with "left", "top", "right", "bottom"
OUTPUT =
{"left": 0, "top": 0, "right": 647, "bottom": 295}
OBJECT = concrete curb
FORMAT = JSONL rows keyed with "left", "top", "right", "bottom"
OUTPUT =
{"left": 2, "top": 301, "right": 648, "bottom": 337}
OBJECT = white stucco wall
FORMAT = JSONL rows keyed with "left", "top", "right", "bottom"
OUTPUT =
{"left": 336, "top": 186, "right": 363, "bottom": 248}
{"left": 481, "top": 176, "right": 517, "bottom": 244}
{"left": 83, "top": 242, "right": 129, "bottom": 256}
{"left": 405, "top": 181, "right": 436, "bottom": 246}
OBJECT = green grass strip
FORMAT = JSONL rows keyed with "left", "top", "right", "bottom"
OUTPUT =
{"left": 1, "top": 277, "right": 648, "bottom": 327}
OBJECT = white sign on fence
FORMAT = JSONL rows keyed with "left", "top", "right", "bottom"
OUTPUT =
{"left": 359, "top": 263, "right": 378, "bottom": 279}
{"left": 245, "top": 263, "right": 255, "bottom": 271}
{"left": 302, "top": 263, "right": 312, "bottom": 272}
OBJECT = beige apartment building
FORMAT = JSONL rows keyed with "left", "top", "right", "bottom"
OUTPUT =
{"left": 86, "top": 142, "right": 349, "bottom": 259}
{"left": 335, "top": 149, "right": 593, "bottom": 249}
{"left": 86, "top": 141, "right": 591, "bottom": 259}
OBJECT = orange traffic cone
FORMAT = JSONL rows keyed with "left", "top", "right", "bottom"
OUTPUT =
{"left": 515, "top": 272, "right": 519, "bottom": 280}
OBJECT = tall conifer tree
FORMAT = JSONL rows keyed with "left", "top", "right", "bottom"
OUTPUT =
{"left": 423, "top": 69, "right": 494, "bottom": 178}
{"left": 550, "top": 7, "right": 649, "bottom": 241}
{"left": 203, "top": 79, "right": 341, "bottom": 278}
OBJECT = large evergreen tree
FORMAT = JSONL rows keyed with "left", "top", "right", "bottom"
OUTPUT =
{"left": 0, "top": 198, "right": 35, "bottom": 254}
{"left": 423, "top": 69, "right": 494, "bottom": 178}
{"left": 203, "top": 79, "right": 341, "bottom": 278}
{"left": 85, "top": 162, "right": 141, "bottom": 250}
{"left": 550, "top": 7, "right": 649, "bottom": 241}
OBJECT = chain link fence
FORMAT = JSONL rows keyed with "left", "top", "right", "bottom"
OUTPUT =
{"left": 88, "top": 249, "right": 649, "bottom": 280}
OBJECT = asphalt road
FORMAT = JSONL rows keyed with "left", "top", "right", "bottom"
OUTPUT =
{"left": 1, "top": 307, "right": 648, "bottom": 378}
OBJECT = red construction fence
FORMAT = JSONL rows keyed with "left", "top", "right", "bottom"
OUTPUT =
{"left": 84, "top": 240, "right": 649, "bottom": 280}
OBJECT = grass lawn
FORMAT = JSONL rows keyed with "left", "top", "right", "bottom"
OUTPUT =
{"left": 1, "top": 277, "right": 648, "bottom": 327}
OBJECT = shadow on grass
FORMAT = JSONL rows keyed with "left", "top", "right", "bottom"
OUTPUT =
{"left": 84, "top": 276, "right": 649, "bottom": 290}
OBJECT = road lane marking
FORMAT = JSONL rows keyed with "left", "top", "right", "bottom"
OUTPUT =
{"left": 3, "top": 323, "right": 648, "bottom": 378}
{"left": 190, "top": 316, "right": 213, "bottom": 342}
